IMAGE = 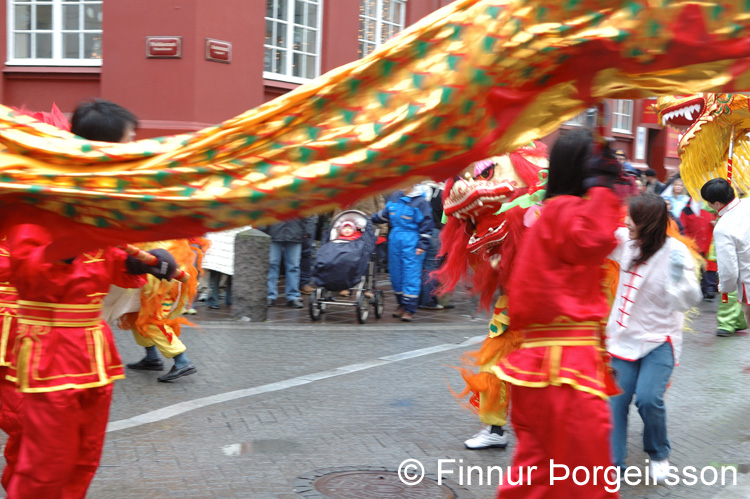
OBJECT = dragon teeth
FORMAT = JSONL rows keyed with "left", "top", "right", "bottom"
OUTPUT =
{"left": 663, "top": 103, "right": 701, "bottom": 123}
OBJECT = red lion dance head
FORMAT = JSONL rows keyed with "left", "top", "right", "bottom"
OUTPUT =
{"left": 437, "top": 142, "right": 548, "bottom": 311}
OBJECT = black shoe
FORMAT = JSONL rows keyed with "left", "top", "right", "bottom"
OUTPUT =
{"left": 157, "top": 363, "right": 197, "bottom": 382}
{"left": 287, "top": 299, "right": 304, "bottom": 308}
{"left": 127, "top": 358, "right": 164, "bottom": 371}
{"left": 267, "top": 299, "right": 275, "bottom": 307}
{"left": 717, "top": 329, "right": 733, "bottom": 337}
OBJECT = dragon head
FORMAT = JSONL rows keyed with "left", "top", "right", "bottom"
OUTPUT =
{"left": 657, "top": 93, "right": 750, "bottom": 198}
{"left": 437, "top": 143, "right": 548, "bottom": 310}
{"left": 443, "top": 143, "right": 548, "bottom": 255}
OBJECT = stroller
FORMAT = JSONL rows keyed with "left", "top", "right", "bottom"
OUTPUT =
{"left": 309, "top": 210, "right": 384, "bottom": 323}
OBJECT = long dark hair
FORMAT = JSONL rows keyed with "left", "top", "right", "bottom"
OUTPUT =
{"left": 544, "top": 128, "right": 592, "bottom": 200}
{"left": 629, "top": 193, "right": 668, "bottom": 267}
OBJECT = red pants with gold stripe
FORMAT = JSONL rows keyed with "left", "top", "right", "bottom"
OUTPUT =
{"left": 498, "top": 384, "right": 618, "bottom": 499}
{"left": 0, "top": 367, "right": 22, "bottom": 491}
{"left": 7, "top": 384, "right": 113, "bottom": 499}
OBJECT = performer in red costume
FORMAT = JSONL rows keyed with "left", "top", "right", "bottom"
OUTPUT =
{"left": 0, "top": 236, "right": 20, "bottom": 490}
{"left": 493, "top": 129, "right": 622, "bottom": 498}
{"left": 0, "top": 107, "right": 70, "bottom": 491}
{"left": 3, "top": 221, "right": 176, "bottom": 498}
{"left": 0, "top": 99, "right": 179, "bottom": 498}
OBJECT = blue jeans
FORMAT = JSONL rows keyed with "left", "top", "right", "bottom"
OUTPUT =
{"left": 419, "top": 228, "right": 441, "bottom": 307}
{"left": 300, "top": 236, "right": 314, "bottom": 287}
{"left": 610, "top": 342, "right": 674, "bottom": 468}
{"left": 267, "top": 241, "right": 302, "bottom": 301}
{"left": 208, "top": 270, "right": 232, "bottom": 307}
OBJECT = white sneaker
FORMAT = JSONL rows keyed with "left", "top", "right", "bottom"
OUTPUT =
{"left": 464, "top": 426, "right": 509, "bottom": 449}
{"left": 650, "top": 459, "right": 671, "bottom": 483}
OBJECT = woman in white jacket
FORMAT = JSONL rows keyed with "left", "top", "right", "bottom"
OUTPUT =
{"left": 606, "top": 193, "right": 702, "bottom": 483}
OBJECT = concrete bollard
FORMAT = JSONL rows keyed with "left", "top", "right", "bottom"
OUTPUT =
{"left": 233, "top": 228, "right": 270, "bottom": 322}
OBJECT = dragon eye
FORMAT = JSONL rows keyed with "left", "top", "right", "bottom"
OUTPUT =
{"left": 475, "top": 164, "right": 495, "bottom": 180}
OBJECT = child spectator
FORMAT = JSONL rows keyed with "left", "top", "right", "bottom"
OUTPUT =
{"left": 337, "top": 221, "right": 362, "bottom": 241}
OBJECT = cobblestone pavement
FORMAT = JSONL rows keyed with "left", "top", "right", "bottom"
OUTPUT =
{"left": 1, "top": 283, "right": 748, "bottom": 498}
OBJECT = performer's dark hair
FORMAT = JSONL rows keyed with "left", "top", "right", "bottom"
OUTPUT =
{"left": 71, "top": 99, "right": 138, "bottom": 143}
{"left": 629, "top": 193, "right": 668, "bottom": 267}
{"left": 700, "top": 178, "right": 735, "bottom": 205}
{"left": 544, "top": 128, "right": 591, "bottom": 200}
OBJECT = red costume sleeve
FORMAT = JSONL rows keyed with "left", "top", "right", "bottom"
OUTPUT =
{"left": 6, "top": 223, "right": 146, "bottom": 297}
{"left": 5, "top": 223, "right": 57, "bottom": 280}
{"left": 558, "top": 188, "right": 621, "bottom": 265}
{"left": 508, "top": 187, "right": 620, "bottom": 328}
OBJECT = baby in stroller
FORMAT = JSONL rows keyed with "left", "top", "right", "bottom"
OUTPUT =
{"left": 337, "top": 221, "right": 362, "bottom": 241}
{"left": 309, "top": 210, "right": 385, "bottom": 323}
{"left": 312, "top": 211, "right": 376, "bottom": 293}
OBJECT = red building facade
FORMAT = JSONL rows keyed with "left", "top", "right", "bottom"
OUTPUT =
{"left": 0, "top": 0, "right": 452, "bottom": 136}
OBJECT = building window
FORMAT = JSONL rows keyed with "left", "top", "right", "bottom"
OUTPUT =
{"left": 264, "top": 0, "right": 322, "bottom": 83}
{"left": 563, "top": 107, "right": 600, "bottom": 128}
{"left": 7, "top": 0, "right": 102, "bottom": 66}
{"left": 612, "top": 100, "right": 634, "bottom": 134}
{"left": 359, "top": 0, "right": 406, "bottom": 58}
{"left": 564, "top": 112, "right": 587, "bottom": 127}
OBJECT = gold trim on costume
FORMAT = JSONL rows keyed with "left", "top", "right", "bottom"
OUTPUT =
{"left": 17, "top": 300, "right": 103, "bottom": 327}
{"left": 524, "top": 320, "right": 601, "bottom": 331}
{"left": 560, "top": 367, "right": 603, "bottom": 386}
{"left": 520, "top": 339, "right": 601, "bottom": 348}
{"left": 93, "top": 326, "right": 108, "bottom": 383}
{"left": 491, "top": 365, "right": 609, "bottom": 400}
{"left": 17, "top": 300, "right": 103, "bottom": 311}
{"left": 13, "top": 323, "right": 124, "bottom": 393}
{"left": 18, "top": 318, "right": 101, "bottom": 327}
{"left": 0, "top": 311, "right": 15, "bottom": 365}
{"left": 82, "top": 250, "right": 106, "bottom": 264}
{"left": 16, "top": 337, "right": 31, "bottom": 391}
{"left": 15, "top": 375, "right": 125, "bottom": 393}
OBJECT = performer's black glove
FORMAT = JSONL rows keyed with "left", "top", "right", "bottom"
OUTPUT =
{"left": 126, "top": 249, "right": 178, "bottom": 280}
{"left": 583, "top": 141, "right": 621, "bottom": 191}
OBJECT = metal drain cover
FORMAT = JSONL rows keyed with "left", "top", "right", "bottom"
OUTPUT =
{"left": 312, "top": 470, "right": 455, "bottom": 498}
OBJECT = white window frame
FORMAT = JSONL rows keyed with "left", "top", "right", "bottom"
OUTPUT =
{"left": 264, "top": 0, "right": 323, "bottom": 85}
{"left": 611, "top": 99, "right": 634, "bottom": 134}
{"left": 358, "top": 0, "right": 406, "bottom": 58}
{"left": 563, "top": 111, "right": 587, "bottom": 127}
{"left": 7, "top": 0, "right": 103, "bottom": 66}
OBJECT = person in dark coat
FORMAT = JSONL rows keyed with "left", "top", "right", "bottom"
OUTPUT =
{"left": 264, "top": 218, "right": 308, "bottom": 308}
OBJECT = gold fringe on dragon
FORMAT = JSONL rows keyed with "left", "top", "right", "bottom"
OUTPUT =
{"left": 657, "top": 93, "right": 750, "bottom": 198}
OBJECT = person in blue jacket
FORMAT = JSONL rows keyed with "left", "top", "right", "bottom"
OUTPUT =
{"left": 372, "top": 184, "right": 435, "bottom": 322}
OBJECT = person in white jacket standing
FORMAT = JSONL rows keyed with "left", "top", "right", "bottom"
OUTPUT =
{"left": 701, "top": 178, "right": 750, "bottom": 325}
{"left": 606, "top": 194, "right": 702, "bottom": 483}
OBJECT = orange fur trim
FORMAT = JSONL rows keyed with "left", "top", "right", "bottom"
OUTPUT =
{"left": 451, "top": 329, "right": 522, "bottom": 415}
{"left": 123, "top": 239, "right": 201, "bottom": 338}
{"left": 188, "top": 236, "right": 210, "bottom": 278}
{"left": 602, "top": 259, "right": 620, "bottom": 307}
